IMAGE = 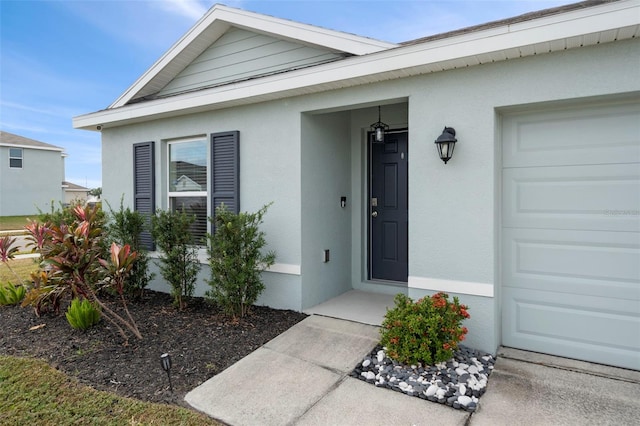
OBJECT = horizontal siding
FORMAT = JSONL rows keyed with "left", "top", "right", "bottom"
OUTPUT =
{"left": 157, "top": 27, "right": 344, "bottom": 97}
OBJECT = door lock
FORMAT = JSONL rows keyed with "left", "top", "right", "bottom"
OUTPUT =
{"left": 371, "top": 211, "right": 378, "bottom": 218}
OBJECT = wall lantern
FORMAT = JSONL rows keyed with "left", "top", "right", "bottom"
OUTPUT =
{"left": 434, "top": 127, "right": 457, "bottom": 164}
{"left": 370, "top": 106, "right": 390, "bottom": 143}
{"left": 160, "top": 353, "right": 173, "bottom": 392}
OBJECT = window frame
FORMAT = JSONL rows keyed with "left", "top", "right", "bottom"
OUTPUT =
{"left": 9, "top": 147, "right": 23, "bottom": 169}
{"left": 166, "top": 136, "right": 209, "bottom": 244}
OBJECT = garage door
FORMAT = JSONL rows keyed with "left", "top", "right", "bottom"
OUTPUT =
{"left": 501, "top": 99, "right": 640, "bottom": 370}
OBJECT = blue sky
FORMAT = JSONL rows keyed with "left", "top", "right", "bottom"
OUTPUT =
{"left": 1, "top": 0, "right": 570, "bottom": 189}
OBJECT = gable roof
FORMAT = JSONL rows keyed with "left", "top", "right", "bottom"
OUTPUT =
{"left": 110, "top": 4, "right": 398, "bottom": 109}
{"left": 0, "top": 131, "right": 65, "bottom": 152}
{"left": 74, "top": 0, "right": 640, "bottom": 131}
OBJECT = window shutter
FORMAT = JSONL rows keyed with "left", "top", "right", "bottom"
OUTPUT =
{"left": 211, "top": 131, "right": 239, "bottom": 225}
{"left": 133, "top": 141, "right": 155, "bottom": 251}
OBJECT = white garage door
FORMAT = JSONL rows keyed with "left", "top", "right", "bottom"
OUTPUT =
{"left": 501, "top": 99, "right": 640, "bottom": 370}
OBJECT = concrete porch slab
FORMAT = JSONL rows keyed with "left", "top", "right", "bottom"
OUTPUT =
{"left": 303, "top": 290, "right": 396, "bottom": 326}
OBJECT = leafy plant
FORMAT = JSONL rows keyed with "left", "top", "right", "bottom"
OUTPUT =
{"left": 22, "top": 205, "right": 143, "bottom": 342}
{"left": 31, "top": 205, "right": 106, "bottom": 312}
{"left": 65, "top": 298, "right": 101, "bottom": 330}
{"left": 0, "top": 236, "right": 22, "bottom": 284}
{"left": 105, "top": 198, "right": 154, "bottom": 298}
{"left": 206, "top": 203, "right": 276, "bottom": 318}
{"left": 380, "top": 292, "right": 470, "bottom": 366}
{"left": 150, "top": 209, "right": 201, "bottom": 310}
{"left": 96, "top": 242, "right": 142, "bottom": 339}
{"left": 0, "top": 281, "right": 26, "bottom": 305}
{"left": 37, "top": 199, "right": 105, "bottom": 229}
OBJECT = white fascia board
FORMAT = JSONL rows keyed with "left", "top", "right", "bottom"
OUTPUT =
{"left": 109, "top": 4, "right": 396, "bottom": 109}
{"left": 75, "top": 1, "right": 640, "bottom": 130}
{"left": 0, "top": 143, "right": 64, "bottom": 152}
{"left": 213, "top": 5, "right": 398, "bottom": 54}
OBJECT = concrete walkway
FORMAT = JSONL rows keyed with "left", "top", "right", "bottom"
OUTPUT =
{"left": 185, "top": 314, "right": 640, "bottom": 425}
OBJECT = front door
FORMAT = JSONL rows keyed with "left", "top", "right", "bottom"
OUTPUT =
{"left": 369, "top": 130, "right": 408, "bottom": 282}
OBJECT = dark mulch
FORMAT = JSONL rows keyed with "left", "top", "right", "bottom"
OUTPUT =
{"left": 0, "top": 290, "right": 308, "bottom": 407}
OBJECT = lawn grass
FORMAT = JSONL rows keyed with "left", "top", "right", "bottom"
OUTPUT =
{"left": 0, "top": 355, "right": 220, "bottom": 425}
{"left": 0, "top": 215, "right": 32, "bottom": 231}
{"left": 0, "top": 258, "right": 38, "bottom": 284}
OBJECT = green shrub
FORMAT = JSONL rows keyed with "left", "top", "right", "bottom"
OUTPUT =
{"left": 0, "top": 281, "right": 26, "bottom": 305}
{"left": 150, "top": 209, "right": 201, "bottom": 310}
{"left": 65, "top": 298, "right": 101, "bottom": 330}
{"left": 38, "top": 200, "right": 106, "bottom": 229}
{"left": 380, "top": 292, "right": 470, "bottom": 366}
{"left": 206, "top": 203, "right": 276, "bottom": 318}
{"left": 105, "top": 198, "right": 154, "bottom": 298}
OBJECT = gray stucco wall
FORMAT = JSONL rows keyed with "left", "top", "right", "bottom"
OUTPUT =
{"left": 0, "top": 146, "right": 64, "bottom": 216}
{"left": 301, "top": 111, "right": 352, "bottom": 309}
{"left": 100, "top": 38, "right": 640, "bottom": 355}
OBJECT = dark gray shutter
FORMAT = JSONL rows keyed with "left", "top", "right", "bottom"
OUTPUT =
{"left": 211, "top": 131, "right": 239, "bottom": 223}
{"left": 133, "top": 141, "right": 155, "bottom": 251}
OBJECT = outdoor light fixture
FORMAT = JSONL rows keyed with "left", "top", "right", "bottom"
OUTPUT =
{"left": 370, "top": 106, "right": 389, "bottom": 143}
{"left": 435, "top": 127, "right": 457, "bottom": 164}
{"left": 160, "top": 353, "right": 173, "bottom": 392}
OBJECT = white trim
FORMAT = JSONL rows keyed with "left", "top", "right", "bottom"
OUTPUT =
{"left": 265, "top": 263, "right": 301, "bottom": 275}
{"left": 73, "top": 1, "right": 640, "bottom": 130}
{"left": 0, "top": 143, "right": 64, "bottom": 152}
{"left": 408, "top": 276, "right": 494, "bottom": 298}
{"left": 108, "top": 4, "right": 397, "bottom": 109}
{"left": 151, "top": 250, "right": 301, "bottom": 276}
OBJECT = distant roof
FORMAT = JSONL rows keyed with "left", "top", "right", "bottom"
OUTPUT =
{"left": 0, "top": 130, "right": 65, "bottom": 152}
{"left": 62, "top": 181, "right": 89, "bottom": 191}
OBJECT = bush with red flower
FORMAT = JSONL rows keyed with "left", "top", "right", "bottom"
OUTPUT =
{"left": 380, "top": 292, "right": 470, "bottom": 365}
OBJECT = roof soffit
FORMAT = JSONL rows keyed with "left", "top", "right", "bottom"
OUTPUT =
{"left": 110, "top": 4, "right": 397, "bottom": 108}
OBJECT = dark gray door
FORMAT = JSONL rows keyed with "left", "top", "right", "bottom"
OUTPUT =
{"left": 370, "top": 130, "right": 408, "bottom": 282}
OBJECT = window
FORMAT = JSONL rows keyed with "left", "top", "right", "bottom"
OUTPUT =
{"left": 168, "top": 138, "right": 208, "bottom": 243}
{"left": 9, "top": 148, "right": 22, "bottom": 168}
{"left": 133, "top": 131, "right": 239, "bottom": 251}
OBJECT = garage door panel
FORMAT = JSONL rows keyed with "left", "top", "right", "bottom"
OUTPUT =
{"left": 503, "top": 163, "right": 640, "bottom": 232}
{"left": 503, "top": 101, "right": 640, "bottom": 168}
{"left": 503, "top": 228, "right": 640, "bottom": 301}
{"left": 501, "top": 99, "right": 640, "bottom": 369}
{"left": 502, "top": 287, "right": 640, "bottom": 370}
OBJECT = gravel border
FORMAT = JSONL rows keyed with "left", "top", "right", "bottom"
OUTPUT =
{"left": 351, "top": 345, "right": 496, "bottom": 412}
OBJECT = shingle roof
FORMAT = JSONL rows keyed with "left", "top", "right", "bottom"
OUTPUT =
{"left": 0, "top": 130, "right": 65, "bottom": 151}
{"left": 401, "top": 0, "right": 612, "bottom": 46}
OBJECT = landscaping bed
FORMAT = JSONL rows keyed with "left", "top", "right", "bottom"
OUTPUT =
{"left": 0, "top": 290, "right": 307, "bottom": 407}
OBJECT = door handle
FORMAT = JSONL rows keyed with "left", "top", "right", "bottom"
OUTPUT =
{"left": 371, "top": 211, "right": 378, "bottom": 218}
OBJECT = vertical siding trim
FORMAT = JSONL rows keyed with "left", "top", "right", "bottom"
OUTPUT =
{"left": 133, "top": 141, "right": 155, "bottom": 251}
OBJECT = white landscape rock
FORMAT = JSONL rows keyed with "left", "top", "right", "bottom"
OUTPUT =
{"left": 426, "top": 384, "right": 438, "bottom": 397}
{"left": 458, "top": 395, "right": 473, "bottom": 407}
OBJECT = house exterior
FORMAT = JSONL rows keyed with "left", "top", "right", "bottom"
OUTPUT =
{"left": 0, "top": 131, "right": 66, "bottom": 216}
{"left": 62, "top": 181, "right": 90, "bottom": 205}
{"left": 74, "top": 1, "right": 640, "bottom": 370}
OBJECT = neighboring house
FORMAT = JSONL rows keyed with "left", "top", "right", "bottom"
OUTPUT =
{"left": 74, "top": 2, "right": 640, "bottom": 370}
{"left": 0, "top": 131, "right": 66, "bottom": 216}
{"left": 62, "top": 181, "right": 90, "bottom": 205}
